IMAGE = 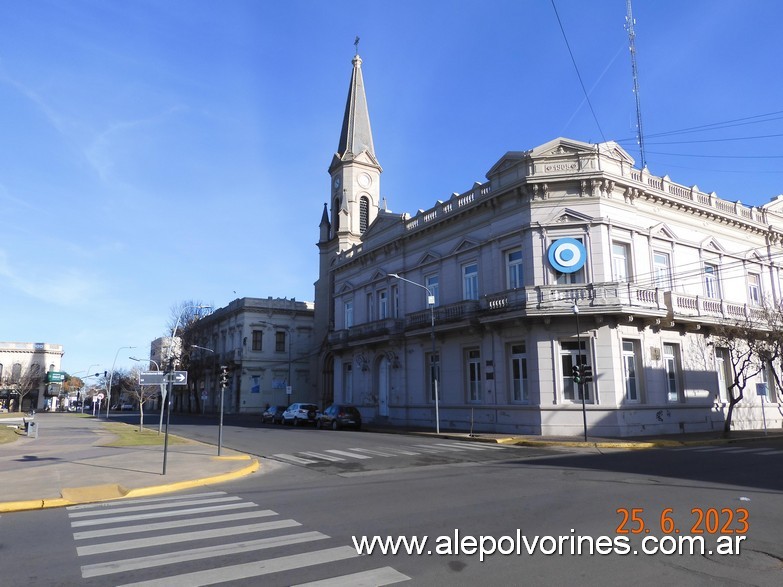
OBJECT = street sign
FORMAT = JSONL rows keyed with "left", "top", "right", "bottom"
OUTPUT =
{"left": 139, "top": 372, "right": 166, "bottom": 385}
{"left": 138, "top": 371, "right": 188, "bottom": 386}
{"left": 168, "top": 371, "right": 188, "bottom": 385}
{"left": 47, "top": 371, "right": 66, "bottom": 383}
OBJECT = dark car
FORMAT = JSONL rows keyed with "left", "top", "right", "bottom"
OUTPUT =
{"left": 282, "top": 403, "right": 319, "bottom": 426}
{"left": 262, "top": 405, "right": 287, "bottom": 424}
{"left": 317, "top": 404, "right": 362, "bottom": 430}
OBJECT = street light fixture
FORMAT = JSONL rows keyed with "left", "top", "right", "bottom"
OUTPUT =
{"left": 191, "top": 344, "right": 226, "bottom": 456}
{"left": 107, "top": 347, "right": 135, "bottom": 419}
{"left": 389, "top": 273, "right": 440, "bottom": 434}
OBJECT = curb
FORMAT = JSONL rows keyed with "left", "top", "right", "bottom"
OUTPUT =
{"left": 0, "top": 458, "right": 260, "bottom": 514}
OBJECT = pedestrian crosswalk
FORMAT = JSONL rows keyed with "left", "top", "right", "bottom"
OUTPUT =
{"left": 68, "top": 491, "right": 410, "bottom": 586}
{"left": 271, "top": 441, "right": 507, "bottom": 466}
{"left": 673, "top": 445, "right": 783, "bottom": 456}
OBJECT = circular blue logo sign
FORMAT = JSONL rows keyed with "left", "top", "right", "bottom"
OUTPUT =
{"left": 548, "top": 238, "right": 586, "bottom": 273}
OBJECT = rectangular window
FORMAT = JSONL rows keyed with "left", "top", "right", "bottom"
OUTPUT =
{"left": 704, "top": 263, "right": 720, "bottom": 298}
{"left": 366, "top": 292, "right": 374, "bottom": 322}
{"left": 252, "top": 330, "right": 263, "bottom": 351}
{"left": 622, "top": 340, "right": 639, "bottom": 402}
{"left": 466, "top": 349, "right": 482, "bottom": 402}
{"left": 560, "top": 341, "right": 589, "bottom": 402}
{"left": 275, "top": 331, "right": 286, "bottom": 353}
{"left": 344, "top": 301, "right": 354, "bottom": 329}
{"left": 463, "top": 263, "right": 479, "bottom": 300}
{"left": 759, "top": 362, "right": 778, "bottom": 403}
{"left": 378, "top": 290, "right": 388, "bottom": 320}
{"left": 663, "top": 343, "right": 681, "bottom": 402}
{"left": 653, "top": 251, "right": 671, "bottom": 290}
{"left": 391, "top": 285, "right": 399, "bottom": 318}
{"left": 748, "top": 273, "right": 761, "bottom": 306}
{"left": 426, "top": 351, "right": 440, "bottom": 402}
{"left": 506, "top": 249, "right": 523, "bottom": 289}
{"left": 343, "top": 363, "right": 353, "bottom": 404}
{"left": 715, "top": 347, "right": 729, "bottom": 403}
{"left": 510, "top": 343, "right": 528, "bottom": 403}
{"left": 612, "top": 242, "right": 630, "bottom": 282}
{"left": 425, "top": 275, "right": 440, "bottom": 306}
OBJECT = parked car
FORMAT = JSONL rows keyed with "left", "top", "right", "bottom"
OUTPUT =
{"left": 121, "top": 403, "right": 134, "bottom": 411}
{"left": 317, "top": 404, "right": 362, "bottom": 430}
{"left": 262, "top": 405, "right": 288, "bottom": 424}
{"left": 282, "top": 403, "right": 319, "bottom": 426}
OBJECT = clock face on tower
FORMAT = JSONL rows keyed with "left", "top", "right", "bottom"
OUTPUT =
{"left": 333, "top": 177, "right": 341, "bottom": 191}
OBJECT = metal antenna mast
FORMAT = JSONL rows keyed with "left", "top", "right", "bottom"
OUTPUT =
{"left": 625, "top": 0, "right": 647, "bottom": 169}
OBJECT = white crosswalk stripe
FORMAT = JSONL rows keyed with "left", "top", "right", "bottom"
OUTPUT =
{"left": 274, "top": 453, "right": 319, "bottom": 464}
{"left": 348, "top": 447, "right": 398, "bottom": 457}
{"left": 300, "top": 451, "right": 346, "bottom": 462}
{"left": 69, "top": 491, "right": 411, "bottom": 585}
{"left": 324, "top": 448, "right": 372, "bottom": 459}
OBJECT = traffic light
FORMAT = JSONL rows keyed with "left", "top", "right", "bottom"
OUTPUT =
{"left": 581, "top": 364, "right": 593, "bottom": 384}
{"left": 571, "top": 365, "right": 581, "bottom": 384}
{"left": 220, "top": 366, "right": 229, "bottom": 387}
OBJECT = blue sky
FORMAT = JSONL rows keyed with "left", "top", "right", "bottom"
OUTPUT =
{"left": 2, "top": 0, "right": 781, "bottom": 375}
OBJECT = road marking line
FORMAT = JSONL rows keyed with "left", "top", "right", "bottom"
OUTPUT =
{"left": 70, "top": 502, "right": 256, "bottom": 527}
{"left": 348, "top": 447, "right": 397, "bottom": 457}
{"left": 76, "top": 519, "right": 301, "bottom": 556}
{"left": 324, "top": 449, "right": 372, "bottom": 459}
{"left": 273, "top": 453, "right": 319, "bottom": 464}
{"left": 292, "top": 566, "right": 411, "bottom": 586}
{"left": 300, "top": 451, "right": 346, "bottom": 462}
{"left": 435, "top": 442, "right": 491, "bottom": 451}
{"left": 74, "top": 509, "right": 278, "bottom": 540}
{"left": 377, "top": 446, "right": 420, "bottom": 456}
{"left": 115, "top": 546, "right": 358, "bottom": 587}
{"left": 420, "top": 444, "right": 465, "bottom": 452}
{"left": 67, "top": 491, "right": 228, "bottom": 510}
{"left": 68, "top": 496, "right": 242, "bottom": 518}
{"left": 81, "top": 531, "right": 329, "bottom": 577}
{"left": 755, "top": 450, "right": 783, "bottom": 455}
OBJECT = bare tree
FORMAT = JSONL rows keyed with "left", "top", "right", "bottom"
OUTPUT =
{"left": 2, "top": 364, "right": 44, "bottom": 412}
{"left": 711, "top": 318, "right": 766, "bottom": 437}
{"left": 167, "top": 299, "right": 211, "bottom": 413}
{"left": 123, "top": 366, "right": 160, "bottom": 431}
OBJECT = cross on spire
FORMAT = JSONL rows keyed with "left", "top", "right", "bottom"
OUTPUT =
{"left": 354, "top": 36, "right": 360, "bottom": 55}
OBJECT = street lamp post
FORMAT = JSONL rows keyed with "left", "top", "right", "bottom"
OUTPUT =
{"left": 573, "top": 302, "right": 588, "bottom": 442}
{"left": 107, "top": 347, "right": 135, "bottom": 419}
{"left": 389, "top": 273, "right": 440, "bottom": 435}
{"left": 162, "top": 305, "right": 211, "bottom": 475}
{"left": 191, "top": 345, "right": 225, "bottom": 456}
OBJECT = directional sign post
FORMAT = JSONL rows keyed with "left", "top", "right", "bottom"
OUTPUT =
{"left": 167, "top": 371, "right": 188, "bottom": 385}
{"left": 139, "top": 371, "right": 187, "bottom": 386}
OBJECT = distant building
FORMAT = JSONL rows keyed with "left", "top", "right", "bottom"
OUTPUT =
{"left": 313, "top": 52, "right": 783, "bottom": 437}
{"left": 0, "top": 342, "right": 64, "bottom": 411}
{"left": 174, "top": 297, "right": 315, "bottom": 414}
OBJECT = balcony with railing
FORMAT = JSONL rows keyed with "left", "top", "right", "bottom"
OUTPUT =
{"left": 666, "top": 292, "right": 767, "bottom": 324}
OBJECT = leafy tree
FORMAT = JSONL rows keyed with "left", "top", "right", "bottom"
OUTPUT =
{"left": 63, "top": 375, "right": 84, "bottom": 395}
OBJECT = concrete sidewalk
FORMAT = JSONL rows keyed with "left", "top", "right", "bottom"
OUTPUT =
{"left": 0, "top": 413, "right": 259, "bottom": 513}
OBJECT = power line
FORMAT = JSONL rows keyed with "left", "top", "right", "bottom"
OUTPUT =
{"left": 550, "top": 0, "right": 607, "bottom": 144}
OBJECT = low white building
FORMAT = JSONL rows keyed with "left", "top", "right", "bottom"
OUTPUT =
{"left": 313, "top": 52, "right": 783, "bottom": 437}
{"left": 0, "top": 342, "right": 64, "bottom": 411}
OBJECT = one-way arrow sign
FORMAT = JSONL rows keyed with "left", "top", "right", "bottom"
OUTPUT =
{"left": 139, "top": 371, "right": 188, "bottom": 386}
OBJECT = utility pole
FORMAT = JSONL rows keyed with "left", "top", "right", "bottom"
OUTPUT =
{"left": 625, "top": 0, "right": 647, "bottom": 169}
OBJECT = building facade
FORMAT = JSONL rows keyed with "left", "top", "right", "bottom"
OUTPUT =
{"left": 182, "top": 297, "right": 315, "bottom": 414}
{"left": 314, "top": 53, "right": 783, "bottom": 437}
{"left": 0, "top": 342, "right": 64, "bottom": 411}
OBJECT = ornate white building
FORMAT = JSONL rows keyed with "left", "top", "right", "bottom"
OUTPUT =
{"left": 0, "top": 342, "right": 64, "bottom": 411}
{"left": 313, "top": 52, "right": 783, "bottom": 437}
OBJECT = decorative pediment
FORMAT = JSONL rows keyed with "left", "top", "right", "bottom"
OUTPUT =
{"left": 370, "top": 270, "right": 388, "bottom": 282}
{"left": 555, "top": 208, "right": 592, "bottom": 223}
{"left": 649, "top": 222, "right": 677, "bottom": 241}
{"left": 745, "top": 249, "right": 766, "bottom": 262}
{"left": 451, "top": 238, "right": 481, "bottom": 255}
{"left": 416, "top": 251, "right": 441, "bottom": 267}
{"left": 486, "top": 151, "right": 531, "bottom": 177}
{"left": 338, "top": 281, "right": 355, "bottom": 294}
{"left": 700, "top": 237, "right": 726, "bottom": 253}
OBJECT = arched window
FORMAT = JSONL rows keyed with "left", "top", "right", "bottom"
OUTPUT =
{"left": 359, "top": 196, "right": 369, "bottom": 234}
{"left": 12, "top": 363, "right": 22, "bottom": 383}
{"left": 332, "top": 197, "right": 341, "bottom": 232}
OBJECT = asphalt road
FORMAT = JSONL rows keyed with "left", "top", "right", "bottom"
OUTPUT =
{"left": 2, "top": 418, "right": 781, "bottom": 586}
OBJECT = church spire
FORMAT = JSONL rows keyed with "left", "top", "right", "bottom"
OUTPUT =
{"left": 332, "top": 52, "right": 378, "bottom": 170}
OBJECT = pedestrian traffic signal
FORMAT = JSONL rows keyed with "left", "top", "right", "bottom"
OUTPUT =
{"left": 580, "top": 364, "right": 593, "bottom": 383}
{"left": 571, "top": 365, "right": 581, "bottom": 384}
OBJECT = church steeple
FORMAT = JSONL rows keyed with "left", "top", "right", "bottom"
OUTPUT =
{"left": 330, "top": 53, "right": 380, "bottom": 173}
{"left": 328, "top": 50, "right": 382, "bottom": 251}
